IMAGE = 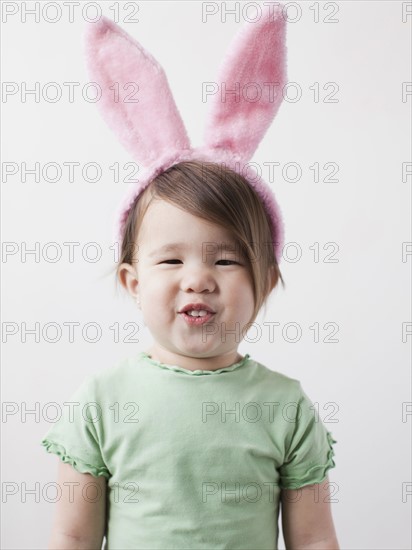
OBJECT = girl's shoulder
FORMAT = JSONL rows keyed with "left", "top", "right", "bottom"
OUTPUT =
{"left": 71, "top": 354, "right": 142, "bottom": 398}
{"left": 242, "top": 356, "right": 307, "bottom": 402}
{"left": 75, "top": 354, "right": 307, "bottom": 403}
{"left": 251, "top": 357, "right": 301, "bottom": 385}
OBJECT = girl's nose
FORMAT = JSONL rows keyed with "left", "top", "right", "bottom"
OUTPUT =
{"left": 180, "top": 265, "right": 216, "bottom": 294}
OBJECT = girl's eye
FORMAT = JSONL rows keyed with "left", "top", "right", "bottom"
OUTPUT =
{"left": 216, "top": 260, "right": 239, "bottom": 265}
{"left": 161, "top": 259, "right": 182, "bottom": 264}
{"left": 160, "top": 259, "right": 239, "bottom": 265}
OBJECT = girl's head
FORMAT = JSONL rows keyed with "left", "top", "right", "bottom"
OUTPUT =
{"left": 86, "top": 9, "right": 287, "bottom": 365}
{"left": 117, "top": 161, "right": 285, "bottom": 360}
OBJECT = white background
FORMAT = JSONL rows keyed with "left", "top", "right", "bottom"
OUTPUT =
{"left": 1, "top": 1, "right": 411, "bottom": 548}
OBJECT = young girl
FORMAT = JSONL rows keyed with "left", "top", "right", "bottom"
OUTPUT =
{"left": 41, "top": 6, "right": 339, "bottom": 549}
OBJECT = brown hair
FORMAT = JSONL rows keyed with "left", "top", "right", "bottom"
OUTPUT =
{"left": 114, "top": 160, "right": 285, "bottom": 324}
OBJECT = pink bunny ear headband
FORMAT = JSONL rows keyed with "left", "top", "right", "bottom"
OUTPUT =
{"left": 84, "top": 3, "right": 287, "bottom": 263}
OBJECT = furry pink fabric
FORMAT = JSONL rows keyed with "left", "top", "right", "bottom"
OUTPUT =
{"left": 84, "top": 3, "right": 287, "bottom": 262}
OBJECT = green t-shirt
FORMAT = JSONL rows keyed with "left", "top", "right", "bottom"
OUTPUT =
{"left": 41, "top": 351, "right": 337, "bottom": 550}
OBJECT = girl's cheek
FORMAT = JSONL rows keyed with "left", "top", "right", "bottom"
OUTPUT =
{"left": 148, "top": 275, "right": 175, "bottom": 293}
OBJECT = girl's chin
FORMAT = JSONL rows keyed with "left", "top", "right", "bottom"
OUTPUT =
{"left": 167, "top": 342, "right": 219, "bottom": 358}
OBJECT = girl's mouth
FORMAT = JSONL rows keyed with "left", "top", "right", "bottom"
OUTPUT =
{"left": 179, "top": 311, "right": 215, "bottom": 325}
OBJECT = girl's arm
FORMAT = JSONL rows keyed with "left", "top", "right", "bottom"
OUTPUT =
{"left": 48, "top": 461, "right": 107, "bottom": 549}
{"left": 280, "top": 476, "right": 339, "bottom": 550}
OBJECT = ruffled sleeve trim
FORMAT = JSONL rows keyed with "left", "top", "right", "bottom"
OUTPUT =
{"left": 41, "top": 439, "right": 111, "bottom": 480}
{"left": 280, "top": 431, "right": 337, "bottom": 490}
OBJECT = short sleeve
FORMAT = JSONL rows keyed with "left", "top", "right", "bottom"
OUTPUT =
{"left": 40, "top": 375, "right": 111, "bottom": 480}
{"left": 279, "top": 383, "right": 337, "bottom": 490}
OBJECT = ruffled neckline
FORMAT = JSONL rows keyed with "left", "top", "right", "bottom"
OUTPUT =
{"left": 139, "top": 351, "right": 251, "bottom": 376}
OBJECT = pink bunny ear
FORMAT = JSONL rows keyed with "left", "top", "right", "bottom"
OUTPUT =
{"left": 203, "top": 4, "right": 287, "bottom": 163}
{"left": 83, "top": 17, "right": 191, "bottom": 167}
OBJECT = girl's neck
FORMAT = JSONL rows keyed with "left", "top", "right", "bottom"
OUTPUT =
{"left": 145, "top": 346, "right": 244, "bottom": 372}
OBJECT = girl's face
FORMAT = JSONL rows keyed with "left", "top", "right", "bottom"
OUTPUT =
{"left": 120, "top": 199, "right": 255, "bottom": 371}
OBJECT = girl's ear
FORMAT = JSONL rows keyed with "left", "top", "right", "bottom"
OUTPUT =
{"left": 83, "top": 17, "right": 191, "bottom": 167}
{"left": 117, "top": 262, "right": 139, "bottom": 297}
{"left": 203, "top": 4, "right": 287, "bottom": 163}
